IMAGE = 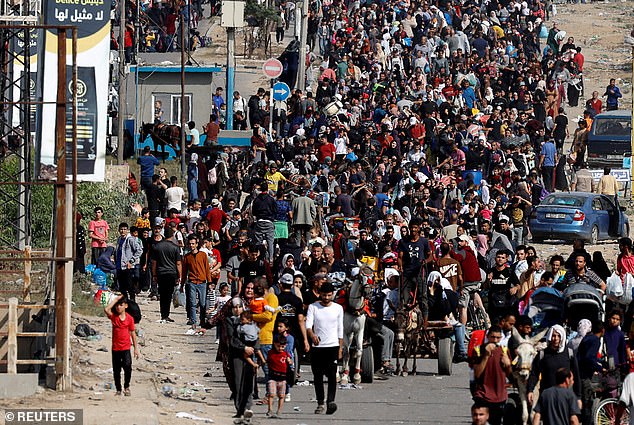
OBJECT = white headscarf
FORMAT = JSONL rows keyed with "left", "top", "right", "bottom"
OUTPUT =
{"left": 546, "top": 325, "right": 567, "bottom": 353}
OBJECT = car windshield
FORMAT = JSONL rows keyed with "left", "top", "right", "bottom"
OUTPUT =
{"left": 594, "top": 118, "right": 632, "bottom": 136}
{"left": 542, "top": 196, "right": 585, "bottom": 207}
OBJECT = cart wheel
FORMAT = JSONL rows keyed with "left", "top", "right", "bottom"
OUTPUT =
{"left": 360, "top": 345, "right": 374, "bottom": 383}
{"left": 437, "top": 336, "right": 453, "bottom": 376}
{"left": 594, "top": 397, "right": 630, "bottom": 425}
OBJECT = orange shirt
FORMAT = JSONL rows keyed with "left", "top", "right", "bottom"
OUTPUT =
{"left": 183, "top": 251, "right": 212, "bottom": 284}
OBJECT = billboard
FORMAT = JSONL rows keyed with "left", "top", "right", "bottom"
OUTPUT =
{"left": 11, "top": 27, "right": 42, "bottom": 132}
{"left": 38, "top": 0, "right": 110, "bottom": 181}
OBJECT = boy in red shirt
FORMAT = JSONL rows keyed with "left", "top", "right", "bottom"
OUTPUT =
{"left": 105, "top": 295, "right": 139, "bottom": 396}
{"left": 266, "top": 334, "right": 292, "bottom": 418}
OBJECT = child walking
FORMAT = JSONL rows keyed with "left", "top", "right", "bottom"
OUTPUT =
{"left": 105, "top": 294, "right": 139, "bottom": 396}
{"left": 266, "top": 334, "right": 292, "bottom": 418}
{"left": 276, "top": 318, "right": 295, "bottom": 402}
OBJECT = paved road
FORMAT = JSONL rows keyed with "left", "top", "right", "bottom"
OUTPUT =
{"left": 201, "top": 346, "right": 474, "bottom": 425}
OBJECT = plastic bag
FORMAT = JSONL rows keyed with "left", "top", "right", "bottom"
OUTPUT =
{"left": 93, "top": 268, "right": 107, "bottom": 289}
{"left": 94, "top": 289, "right": 116, "bottom": 306}
{"left": 607, "top": 272, "right": 624, "bottom": 299}
{"left": 173, "top": 287, "right": 186, "bottom": 308}
{"left": 623, "top": 274, "right": 634, "bottom": 305}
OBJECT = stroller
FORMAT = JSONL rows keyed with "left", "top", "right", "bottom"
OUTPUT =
{"left": 526, "top": 287, "right": 565, "bottom": 330}
{"left": 563, "top": 283, "right": 605, "bottom": 330}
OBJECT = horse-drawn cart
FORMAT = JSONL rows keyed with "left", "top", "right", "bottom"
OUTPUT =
{"left": 425, "top": 320, "right": 455, "bottom": 376}
{"left": 395, "top": 308, "right": 456, "bottom": 377}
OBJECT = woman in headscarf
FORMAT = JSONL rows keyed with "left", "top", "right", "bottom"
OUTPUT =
{"left": 566, "top": 318, "right": 592, "bottom": 355}
{"left": 279, "top": 253, "right": 296, "bottom": 278}
{"left": 591, "top": 251, "right": 612, "bottom": 283}
{"left": 527, "top": 324, "right": 582, "bottom": 406}
{"left": 224, "top": 296, "right": 256, "bottom": 421}
{"left": 401, "top": 206, "right": 411, "bottom": 225}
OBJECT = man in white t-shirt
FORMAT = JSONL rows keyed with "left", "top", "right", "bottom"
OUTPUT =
{"left": 617, "top": 372, "right": 634, "bottom": 425}
{"left": 306, "top": 281, "right": 343, "bottom": 416}
{"left": 187, "top": 121, "right": 200, "bottom": 147}
{"left": 165, "top": 176, "right": 185, "bottom": 211}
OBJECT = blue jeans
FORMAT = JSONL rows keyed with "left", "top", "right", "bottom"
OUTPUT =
{"left": 453, "top": 323, "right": 467, "bottom": 356}
{"left": 186, "top": 282, "right": 207, "bottom": 326}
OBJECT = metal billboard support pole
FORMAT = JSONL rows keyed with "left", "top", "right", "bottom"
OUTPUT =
{"left": 117, "top": 0, "right": 126, "bottom": 165}
{"left": 54, "top": 28, "right": 70, "bottom": 391}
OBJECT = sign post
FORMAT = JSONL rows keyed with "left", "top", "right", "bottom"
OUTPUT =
{"left": 272, "top": 81, "right": 290, "bottom": 138}
{"left": 263, "top": 59, "right": 284, "bottom": 136}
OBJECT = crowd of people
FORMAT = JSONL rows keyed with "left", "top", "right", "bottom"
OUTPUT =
{"left": 110, "top": 0, "right": 213, "bottom": 63}
{"left": 92, "top": 0, "right": 634, "bottom": 423}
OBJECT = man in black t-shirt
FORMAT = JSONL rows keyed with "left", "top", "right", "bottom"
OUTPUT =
{"left": 146, "top": 174, "right": 165, "bottom": 225}
{"left": 276, "top": 274, "right": 310, "bottom": 353}
{"left": 397, "top": 219, "right": 432, "bottom": 318}
{"left": 238, "top": 243, "right": 269, "bottom": 294}
{"left": 151, "top": 227, "right": 182, "bottom": 322}
{"left": 487, "top": 250, "right": 514, "bottom": 323}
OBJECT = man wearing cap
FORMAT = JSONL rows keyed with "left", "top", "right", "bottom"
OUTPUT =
{"left": 206, "top": 199, "right": 229, "bottom": 234}
{"left": 306, "top": 280, "right": 343, "bottom": 415}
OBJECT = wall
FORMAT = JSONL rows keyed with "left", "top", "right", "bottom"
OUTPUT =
{"left": 124, "top": 71, "right": 215, "bottom": 132}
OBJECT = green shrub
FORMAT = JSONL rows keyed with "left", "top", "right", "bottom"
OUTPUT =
{"left": 0, "top": 155, "right": 142, "bottom": 248}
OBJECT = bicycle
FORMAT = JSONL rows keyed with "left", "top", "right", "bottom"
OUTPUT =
{"left": 466, "top": 284, "right": 488, "bottom": 334}
{"left": 594, "top": 397, "right": 629, "bottom": 425}
{"left": 592, "top": 361, "right": 630, "bottom": 425}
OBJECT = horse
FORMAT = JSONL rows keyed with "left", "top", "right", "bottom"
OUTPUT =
{"left": 139, "top": 122, "right": 182, "bottom": 158}
{"left": 394, "top": 305, "right": 424, "bottom": 376}
{"left": 511, "top": 329, "right": 547, "bottom": 425}
{"left": 339, "top": 265, "right": 375, "bottom": 385}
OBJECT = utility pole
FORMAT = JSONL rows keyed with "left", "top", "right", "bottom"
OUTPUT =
{"left": 623, "top": 29, "right": 634, "bottom": 199}
{"left": 222, "top": 1, "right": 244, "bottom": 130}
{"left": 627, "top": 29, "right": 634, "bottom": 199}
{"left": 117, "top": 0, "right": 126, "bottom": 165}
{"left": 180, "top": 14, "right": 186, "bottom": 178}
{"left": 226, "top": 27, "right": 235, "bottom": 130}
{"left": 296, "top": 0, "right": 308, "bottom": 91}
{"left": 54, "top": 30, "right": 71, "bottom": 391}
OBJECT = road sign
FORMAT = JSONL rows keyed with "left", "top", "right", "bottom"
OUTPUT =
{"left": 263, "top": 58, "right": 283, "bottom": 79}
{"left": 272, "top": 82, "right": 290, "bottom": 102}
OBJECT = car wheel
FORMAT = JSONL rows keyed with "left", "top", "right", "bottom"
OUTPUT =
{"left": 532, "top": 236, "right": 544, "bottom": 244}
{"left": 590, "top": 225, "right": 599, "bottom": 245}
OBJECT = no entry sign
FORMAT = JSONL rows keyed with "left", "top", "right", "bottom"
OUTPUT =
{"left": 263, "top": 58, "right": 283, "bottom": 79}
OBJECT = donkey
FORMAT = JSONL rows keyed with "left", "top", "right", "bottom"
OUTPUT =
{"left": 394, "top": 305, "right": 424, "bottom": 376}
{"left": 511, "top": 329, "right": 548, "bottom": 425}
{"left": 340, "top": 265, "right": 375, "bottom": 385}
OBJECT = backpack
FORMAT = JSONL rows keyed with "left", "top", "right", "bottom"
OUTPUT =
{"left": 208, "top": 166, "right": 217, "bottom": 185}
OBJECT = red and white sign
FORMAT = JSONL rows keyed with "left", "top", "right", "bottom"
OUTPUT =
{"left": 262, "top": 58, "right": 283, "bottom": 79}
